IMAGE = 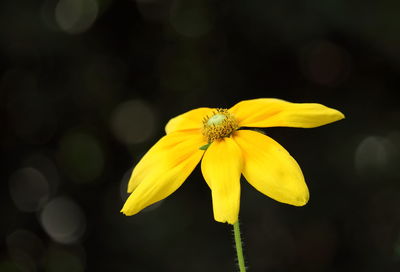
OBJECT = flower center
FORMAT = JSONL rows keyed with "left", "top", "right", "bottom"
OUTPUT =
{"left": 202, "top": 109, "right": 239, "bottom": 143}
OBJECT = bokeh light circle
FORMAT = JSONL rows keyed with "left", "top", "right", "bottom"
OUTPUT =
{"left": 169, "top": 0, "right": 214, "bottom": 38}
{"left": 58, "top": 131, "right": 105, "bottom": 183}
{"left": 300, "top": 40, "right": 352, "bottom": 86}
{"left": 110, "top": 100, "right": 157, "bottom": 145}
{"left": 6, "top": 229, "right": 45, "bottom": 271}
{"left": 355, "top": 136, "right": 392, "bottom": 178}
{"left": 55, "top": 0, "right": 98, "bottom": 34}
{"left": 9, "top": 167, "right": 50, "bottom": 212}
{"left": 40, "top": 197, "right": 86, "bottom": 244}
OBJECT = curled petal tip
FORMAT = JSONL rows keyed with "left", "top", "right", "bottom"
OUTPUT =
{"left": 120, "top": 205, "right": 138, "bottom": 216}
{"left": 214, "top": 216, "right": 238, "bottom": 225}
{"left": 295, "top": 197, "right": 309, "bottom": 207}
{"left": 120, "top": 207, "right": 129, "bottom": 215}
{"left": 333, "top": 109, "right": 345, "bottom": 121}
{"left": 293, "top": 190, "right": 310, "bottom": 207}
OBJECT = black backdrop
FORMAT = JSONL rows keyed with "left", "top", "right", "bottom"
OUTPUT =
{"left": 1, "top": 0, "right": 400, "bottom": 271}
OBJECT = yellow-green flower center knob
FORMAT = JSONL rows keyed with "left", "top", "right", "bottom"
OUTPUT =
{"left": 202, "top": 109, "right": 239, "bottom": 143}
{"left": 207, "top": 114, "right": 226, "bottom": 126}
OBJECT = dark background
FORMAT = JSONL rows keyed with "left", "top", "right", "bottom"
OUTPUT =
{"left": 1, "top": 0, "right": 400, "bottom": 271}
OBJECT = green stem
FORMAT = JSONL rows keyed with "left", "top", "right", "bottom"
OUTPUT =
{"left": 233, "top": 220, "right": 246, "bottom": 272}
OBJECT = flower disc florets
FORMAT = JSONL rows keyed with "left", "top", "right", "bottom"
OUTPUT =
{"left": 202, "top": 109, "right": 239, "bottom": 143}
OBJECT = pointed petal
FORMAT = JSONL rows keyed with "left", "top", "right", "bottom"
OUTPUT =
{"left": 127, "top": 131, "right": 206, "bottom": 193}
{"left": 121, "top": 131, "right": 205, "bottom": 216}
{"left": 234, "top": 130, "right": 309, "bottom": 206}
{"left": 229, "top": 98, "right": 344, "bottom": 128}
{"left": 165, "top": 107, "right": 214, "bottom": 134}
{"left": 201, "top": 138, "right": 243, "bottom": 224}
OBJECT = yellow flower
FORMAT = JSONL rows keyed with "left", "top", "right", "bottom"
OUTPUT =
{"left": 121, "top": 98, "right": 344, "bottom": 224}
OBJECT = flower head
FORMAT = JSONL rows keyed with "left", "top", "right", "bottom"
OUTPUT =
{"left": 121, "top": 98, "right": 344, "bottom": 224}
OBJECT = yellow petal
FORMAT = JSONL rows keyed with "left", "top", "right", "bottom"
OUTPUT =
{"left": 127, "top": 131, "right": 206, "bottom": 193}
{"left": 201, "top": 138, "right": 243, "bottom": 224}
{"left": 121, "top": 131, "right": 205, "bottom": 216}
{"left": 234, "top": 130, "right": 309, "bottom": 206}
{"left": 165, "top": 107, "right": 214, "bottom": 134}
{"left": 229, "top": 98, "right": 344, "bottom": 128}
